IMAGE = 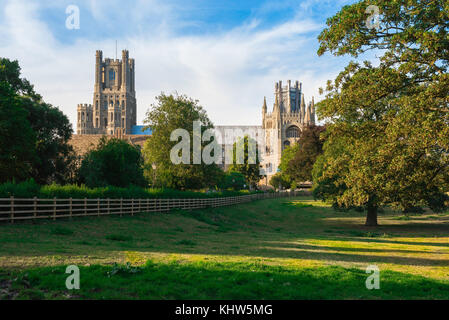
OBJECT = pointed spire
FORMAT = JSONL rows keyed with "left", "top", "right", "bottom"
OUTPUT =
{"left": 262, "top": 97, "right": 267, "bottom": 118}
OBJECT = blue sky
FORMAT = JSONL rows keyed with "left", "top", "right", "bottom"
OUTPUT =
{"left": 0, "top": 0, "right": 360, "bottom": 127}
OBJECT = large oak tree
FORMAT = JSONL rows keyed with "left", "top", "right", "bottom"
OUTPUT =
{"left": 314, "top": 0, "right": 449, "bottom": 226}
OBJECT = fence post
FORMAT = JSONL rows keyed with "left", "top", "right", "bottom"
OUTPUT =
{"left": 53, "top": 197, "right": 56, "bottom": 220}
{"left": 139, "top": 198, "right": 141, "bottom": 213}
{"left": 33, "top": 196, "right": 37, "bottom": 221}
{"left": 69, "top": 197, "right": 72, "bottom": 219}
{"left": 84, "top": 198, "right": 87, "bottom": 216}
{"left": 107, "top": 198, "right": 110, "bottom": 215}
{"left": 131, "top": 199, "right": 134, "bottom": 216}
{"left": 10, "top": 196, "right": 14, "bottom": 224}
{"left": 97, "top": 198, "right": 100, "bottom": 216}
{"left": 120, "top": 198, "right": 123, "bottom": 217}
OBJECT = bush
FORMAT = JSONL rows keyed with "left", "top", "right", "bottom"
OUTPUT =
{"left": 220, "top": 171, "right": 247, "bottom": 190}
{"left": 78, "top": 137, "right": 147, "bottom": 188}
{"left": 269, "top": 173, "right": 290, "bottom": 190}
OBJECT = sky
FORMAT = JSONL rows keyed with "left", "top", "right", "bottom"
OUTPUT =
{"left": 0, "top": 0, "right": 360, "bottom": 128}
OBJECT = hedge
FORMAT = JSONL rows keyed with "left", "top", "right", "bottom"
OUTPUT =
{"left": 0, "top": 180, "right": 269, "bottom": 199}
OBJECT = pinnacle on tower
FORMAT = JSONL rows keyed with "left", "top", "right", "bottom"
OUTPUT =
{"left": 262, "top": 96, "right": 267, "bottom": 114}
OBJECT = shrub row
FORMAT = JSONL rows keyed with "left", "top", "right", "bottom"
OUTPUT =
{"left": 0, "top": 180, "right": 269, "bottom": 199}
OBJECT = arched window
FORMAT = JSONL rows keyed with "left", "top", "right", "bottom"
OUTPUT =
{"left": 284, "top": 140, "right": 290, "bottom": 148}
{"left": 286, "top": 125, "right": 300, "bottom": 138}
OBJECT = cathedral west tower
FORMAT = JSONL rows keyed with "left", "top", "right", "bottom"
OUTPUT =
{"left": 77, "top": 49, "right": 137, "bottom": 135}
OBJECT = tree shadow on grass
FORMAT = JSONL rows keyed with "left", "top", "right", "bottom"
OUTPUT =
{"left": 2, "top": 261, "right": 449, "bottom": 300}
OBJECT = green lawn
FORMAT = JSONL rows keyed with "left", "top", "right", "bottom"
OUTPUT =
{"left": 0, "top": 196, "right": 448, "bottom": 299}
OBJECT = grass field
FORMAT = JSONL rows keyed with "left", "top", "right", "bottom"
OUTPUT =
{"left": 0, "top": 196, "right": 448, "bottom": 299}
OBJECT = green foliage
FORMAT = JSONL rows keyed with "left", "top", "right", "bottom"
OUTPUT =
{"left": 0, "top": 80, "right": 36, "bottom": 182}
{"left": 0, "top": 179, "right": 40, "bottom": 198}
{"left": 0, "top": 58, "right": 76, "bottom": 185}
{"left": 269, "top": 173, "right": 290, "bottom": 190}
{"left": 79, "top": 137, "right": 147, "bottom": 188}
{"left": 286, "top": 125, "right": 326, "bottom": 183}
{"left": 25, "top": 100, "right": 77, "bottom": 185}
{"left": 228, "top": 136, "right": 262, "bottom": 189}
{"left": 221, "top": 171, "right": 247, "bottom": 190}
{"left": 143, "top": 93, "right": 223, "bottom": 190}
{"left": 276, "top": 143, "right": 299, "bottom": 187}
{"left": 314, "top": 0, "right": 449, "bottom": 225}
{"left": 0, "top": 180, "right": 261, "bottom": 199}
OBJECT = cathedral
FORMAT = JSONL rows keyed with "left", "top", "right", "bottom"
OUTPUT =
{"left": 261, "top": 80, "right": 315, "bottom": 179}
{"left": 77, "top": 50, "right": 137, "bottom": 135}
{"left": 75, "top": 50, "right": 316, "bottom": 183}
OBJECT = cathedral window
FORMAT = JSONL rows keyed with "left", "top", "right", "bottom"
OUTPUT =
{"left": 286, "top": 125, "right": 300, "bottom": 138}
{"left": 109, "top": 69, "right": 115, "bottom": 82}
{"left": 284, "top": 140, "right": 291, "bottom": 148}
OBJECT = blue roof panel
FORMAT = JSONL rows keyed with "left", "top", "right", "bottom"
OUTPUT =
{"left": 130, "top": 125, "right": 152, "bottom": 135}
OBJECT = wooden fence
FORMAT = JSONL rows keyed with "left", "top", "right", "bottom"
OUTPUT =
{"left": 0, "top": 191, "right": 300, "bottom": 223}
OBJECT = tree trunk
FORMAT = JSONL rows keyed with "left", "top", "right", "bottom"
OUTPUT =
{"left": 365, "top": 206, "right": 378, "bottom": 226}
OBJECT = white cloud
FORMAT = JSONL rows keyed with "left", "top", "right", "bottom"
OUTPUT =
{"left": 0, "top": 0, "right": 346, "bottom": 129}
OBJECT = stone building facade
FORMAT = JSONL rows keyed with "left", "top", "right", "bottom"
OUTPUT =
{"left": 261, "top": 80, "right": 315, "bottom": 181}
{"left": 77, "top": 50, "right": 137, "bottom": 135}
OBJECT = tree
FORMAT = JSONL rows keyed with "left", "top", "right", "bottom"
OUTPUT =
{"left": 142, "top": 93, "right": 223, "bottom": 190}
{"left": 78, "top": 137, "right": 146, "bottom": 188}
{"left": 0, "top": 58, "right": 76, "bottom": 184}
{"left": 269, "top": 173, "right": 290, "bottom": 190}
{"left": 286, "top": 125, "right": 325, "bottom": 183}
{"left": 314, "top": 0, "right": 449, "bottom": 226}
{"left": 228, "top": 136, "right": 262, "bottom": 189}
{"left": 0, "top": 81, "right": 36, "bottom": 182}
{"left": 25, "top": 99, "right": 77, "bottom": 184}
{"left": 278, "top": 143, "right": 300, "bottom": 186}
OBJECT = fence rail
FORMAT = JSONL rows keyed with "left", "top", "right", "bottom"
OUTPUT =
{"left": 0, "top": 191, "right": 300, "bottom": 223}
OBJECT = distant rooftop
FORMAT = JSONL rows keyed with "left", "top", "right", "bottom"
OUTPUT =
{"left": 130, "top": 125, "right": 152, "bottom": 135}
